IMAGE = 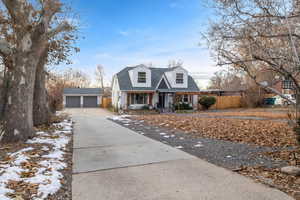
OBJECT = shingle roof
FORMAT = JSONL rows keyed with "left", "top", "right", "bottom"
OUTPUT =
{"left": 63, "top": 88, "right": 103, "bottom": 95}
{"left": 116, "top": 66, "right": 200, "bottom": 92}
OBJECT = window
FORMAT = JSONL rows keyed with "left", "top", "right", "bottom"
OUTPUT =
{"left": 182, "top": 94, "right": 189, "bottom": 103}
{"left": 138, "top": 72, "right": 146, "bottom": 83}
{"left": 130, "top": 93, "right": 148, "bottom": 104}
{"left": 282, "top": 80, "right": 294, "bottom": 89}
{"left": 176, "top": 73, "right": 184, "bottom": 84}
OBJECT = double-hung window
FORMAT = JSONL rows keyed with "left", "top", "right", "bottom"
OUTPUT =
{"left": 176, "top": 73, "right": 184, "bottom": 84}
{"left": 138, "top": 72, "right": 146, "bottom": 83}
{"left": 130, "top": 93, "right": 148, "bottom": 104}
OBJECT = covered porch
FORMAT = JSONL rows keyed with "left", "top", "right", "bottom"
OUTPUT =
{"left": 173, "top": 92, "right": 199, "bottom": 110}
{"left": 126, "top": 91, "right": 154, "bottom": 109}
{"left": 125, "top": 91, "right": 198, "bottom": 111}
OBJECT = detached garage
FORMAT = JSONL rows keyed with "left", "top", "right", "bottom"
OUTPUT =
{"left": 63, "top": 88, "right": 103, "bottom": 108}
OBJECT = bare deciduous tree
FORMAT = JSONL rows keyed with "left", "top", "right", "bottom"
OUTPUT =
{"left": 95, "top": 64, "right": 105, "bottom": 88}
{"left": 205, "top": 0, "right": 300, "bottom": 144}
{"left": 33, "top": 20, "right": 78, "bottom": 126}
{"left": 62, "top": 68, "right": 90, "bottom": 88}
{"left": 205, "top": 0, "right": 300, "bottom": 104}
{"left": 0, "top": 0, "right": 74, "bottom": 143}
{"left": 208, "top": 69, "right": 244, "bottom": 90}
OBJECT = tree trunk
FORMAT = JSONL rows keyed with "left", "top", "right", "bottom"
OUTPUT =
{"left": 0, "top": 33, "right": 48, "bottom": 143}
{"left": 0, "top": 52, "right": 37, "bottom": 143}
{"left": 33, "top": 49, "right": 52, "bottom": 126}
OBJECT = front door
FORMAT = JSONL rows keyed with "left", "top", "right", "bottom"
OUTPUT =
{"left": 158, "top": 93, "right": 165, "bottom": 108}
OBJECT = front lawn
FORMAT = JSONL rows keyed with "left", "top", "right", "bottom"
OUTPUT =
{"left": 198, "top": 108, "right": 292, "bottom": 120}
{"left": 135, "top": 114, "right": 296, "bottom": 147}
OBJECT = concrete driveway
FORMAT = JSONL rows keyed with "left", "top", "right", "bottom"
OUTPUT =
{"left": 68, "top": 108, "right": 293, "bottom": 200}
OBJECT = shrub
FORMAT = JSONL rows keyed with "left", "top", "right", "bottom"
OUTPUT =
{"left": 199, "top": 96, "right": 216, "bottom": 110}
{"left": 240, "top": 85, "right": 265, "bottom": 108}
{"left": 174, "top": 102, "right": 193, "bottom": 110}
{"left": 142, "top": 105, "right": 150, "bottom": 110}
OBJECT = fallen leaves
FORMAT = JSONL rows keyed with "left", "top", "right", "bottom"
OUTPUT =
{"left": 238, "top": 166, "right": 300, "bottom": 200}
{"left": 6, "top": 180, "right": 39, "bottom": 199}
{"left": 0, "top": 118, "right": 73, "bottom": 200}
{"left": 262, "top": 149, "right": 300, "bottom": 166}
{"left": 135, "top": 115, "right": 297, "bottom": 147}
{"left": 199, "top": 110, "right": 292, "bottom": 119}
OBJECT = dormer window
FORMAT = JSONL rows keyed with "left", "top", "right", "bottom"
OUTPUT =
{"left": 176, "top": 73, "right": 184, "bottom": 84}
{"left": 138, "top": 72, "right": 146, "bottom": 83}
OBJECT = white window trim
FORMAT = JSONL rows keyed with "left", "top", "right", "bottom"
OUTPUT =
{"left": 137, "top": 72, "right": 147, "bottom": 83}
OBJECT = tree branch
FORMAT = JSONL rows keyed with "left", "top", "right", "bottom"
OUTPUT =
{"left": 233, "top": 1, "right": 299, "bottom": 20}
{"left": 47, "top": 21, "right": 72, "bottom": 38}
{"left": 0, "top": 40, "right": 12, "bottom": 56}
{"left": 39, "top": 0, "right": 62, "bottom": 26}
{"left": 2, "top": 0, "right": 29, "bottom": 27}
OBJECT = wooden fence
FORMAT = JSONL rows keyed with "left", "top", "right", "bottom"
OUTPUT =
{"left": 101, "top": 97, "right": 112, "bottom": 108}
{"left": 210, "top": 96, "right": 242, "bottom": 109}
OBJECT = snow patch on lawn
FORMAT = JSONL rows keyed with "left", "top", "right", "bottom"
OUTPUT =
{"left": 0, "top": 119, "right": 73, "bottom": 200}
{"left": 194, "top": 144, "right": 203, "bottom": 147}
{"left": 108, "top": 115, "right": 132, "bottom": 123}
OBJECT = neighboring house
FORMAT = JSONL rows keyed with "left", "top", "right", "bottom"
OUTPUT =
{"left": 111, "top": 64, "right": 200, "bottom": 111}
{"left": 269, "top": 79, "right": 294, "bottom": 96}
{"left": 63, "top": 88, "right": 103, "bottom": 108}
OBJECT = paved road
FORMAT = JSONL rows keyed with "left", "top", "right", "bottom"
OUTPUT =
{"left": 69, "top": 108, "right": 293, "bottom": 200}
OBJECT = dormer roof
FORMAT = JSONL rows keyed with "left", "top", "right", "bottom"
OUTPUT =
{"left": 116, "top": 66, "right": 199, "bottom": 92}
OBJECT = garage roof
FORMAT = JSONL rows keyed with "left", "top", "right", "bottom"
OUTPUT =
{"left": 63, "top": 88, "right": 103, "bottom": 95}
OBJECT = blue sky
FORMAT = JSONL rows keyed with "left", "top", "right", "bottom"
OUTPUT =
{"left": 60, "top": 0, "right": 219, "bottom": 88}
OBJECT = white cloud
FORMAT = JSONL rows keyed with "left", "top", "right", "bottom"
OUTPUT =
{"left": 169, "top": 2, "right": 179, "bottom": 8}
{"left": 95, "top": 53, "right": 112, "bottom": 59}
{"left": 119, "top": 30, "right": 129, "bottom": 36}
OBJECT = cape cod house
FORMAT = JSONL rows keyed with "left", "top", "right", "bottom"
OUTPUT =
{"left": 111, "top": 64, "right": 200, "bottom": 111}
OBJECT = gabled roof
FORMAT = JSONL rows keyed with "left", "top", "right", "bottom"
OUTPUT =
{"left": 63, "top": 88, "right": 103, "bottom": 95}
{"left": 157, "top": 77, "right": 169, "bottom": 90}
{"left": 116, "top": 66, "right": 200, "bottom": 92}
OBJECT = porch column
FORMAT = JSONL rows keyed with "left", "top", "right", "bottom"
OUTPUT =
{"left": 193, "top": 95, "right": 198, "bottom": 110}
{"left": 149, "top": 93, "right": 153, "bottom": 106}
{"left": 121, "top": 92, "right": 127, "bottom": 110}
{"left": 127, "top": 93, "right": 130, "bottom": 107}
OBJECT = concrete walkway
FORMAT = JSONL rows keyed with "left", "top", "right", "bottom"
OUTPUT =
{"left": 69, "top": 109, "right": 293, "bottom": 200}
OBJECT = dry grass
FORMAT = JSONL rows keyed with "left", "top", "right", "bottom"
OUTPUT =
{"left": 200, "top": 111, "right": 291, "bottom": 119}
{"left": 198, "top": 108, "right": 294, "bottom": 119}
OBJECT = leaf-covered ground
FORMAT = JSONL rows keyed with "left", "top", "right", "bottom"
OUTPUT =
{"left": 238, "top": 166, "right": 300, "bottom": 200}
{"left": 135, "top": 114, "right": 297, "bottom": 147}
{"left": 198, "top": 110, "right": 291, "bottom": 119}
{"left": 0, "top": 114, "right": 73, "bottom": 200}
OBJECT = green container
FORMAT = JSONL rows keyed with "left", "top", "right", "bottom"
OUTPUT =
{"left": 263, "top": 98, "right": 275, "bottom": 105}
